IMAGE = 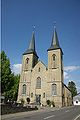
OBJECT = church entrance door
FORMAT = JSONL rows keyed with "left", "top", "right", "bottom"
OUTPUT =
{"left": 36, "top": 95, "right": 41, "bottom": 105}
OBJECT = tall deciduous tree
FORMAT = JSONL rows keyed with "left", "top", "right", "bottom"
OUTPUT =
{"left": 1, "top": 51, "right": 20, "bottom": 101}
{"left": 1, "top": 51, "right": 14, "bottom": 94}
{"left": 11, "top": 74, "right": 20, "bottom": 101}
{"left": 68, "top": 81, "right": 77, "bottom": 98}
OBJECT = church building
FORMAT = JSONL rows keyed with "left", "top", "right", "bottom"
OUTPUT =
{"left": 17, "top": 27, "right": 72, "bottom": 107}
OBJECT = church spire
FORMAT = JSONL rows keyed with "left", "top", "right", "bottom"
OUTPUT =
{"left": 23, "top": 31, "right": 38, "bottom": 57}
{"left": 28, "top": 31, "right": 35, "bottom": 51}
{"left": 48, "top": 26, "right": 60, "bottom": 51}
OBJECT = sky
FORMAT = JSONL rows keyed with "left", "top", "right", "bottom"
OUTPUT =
{"left": 2, "top": 0, "right": 80, "bottom": 92}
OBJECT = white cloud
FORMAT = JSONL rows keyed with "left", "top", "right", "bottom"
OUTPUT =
{"left": 64, "top": 66, "right": 80, "bottom": 72}
{"left": 64, "top": 71, "right": 69, "bottom": 79}
{"left": 12, "top": 64, "right": 22, "bottom": 75}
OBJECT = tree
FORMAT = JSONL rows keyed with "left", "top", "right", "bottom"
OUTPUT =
{"left": 1, "top": 51, "right": 14, "bottom": 94}
{"left": 12, "top": 75, "right": 20, "bottom": 101}
{"left": 1, "top": 51, "right": 20, "bottom": 101}
{"left": 68, "top": 81, "right": 77, "bottom": 98}
{"left": 4, "top": 74, "right": 20, "bottom": 101}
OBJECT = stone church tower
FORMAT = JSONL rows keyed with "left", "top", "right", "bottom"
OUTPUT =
{"left": 47, "top": 27, "right": 64, "bottom": 107}
{"left": 17, "top": 27, "right": 72, "bottom": 107}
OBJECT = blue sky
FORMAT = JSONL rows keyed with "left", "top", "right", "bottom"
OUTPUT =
{"left": 2, "top": 0, "right": 80, "bottom": 92}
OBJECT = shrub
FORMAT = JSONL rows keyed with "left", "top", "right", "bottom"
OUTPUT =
{"left": 26, "top": 97, "right": 30, "bottom": 104}
{"left": 51, "top": 101, "right": 55, "bottom": 107}
{"left": 20, "top": 98, "right": 25, "bottom": 105}
{"left": 46, "top": 100, "right": 51, "bottom": 106}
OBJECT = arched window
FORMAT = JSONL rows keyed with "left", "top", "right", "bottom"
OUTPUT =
{"left": 26, "top": 58, "right": 29, "bottom": 64}
{"left": 52, "top": 84, "right": 57, "bottom": 95}
{"left": 52, "top": 54, "right": 56, "bottom": 61}
{"left": 52, "top": 54, "right": 57, "bottom": 68}
{"left": 38, "top": 67, "right": 40, "bottom": 72}
{"left": 36, "top": 77, "right": 41, "bottom": 89}
{"left": 22, "top": 84, "right": 26, "bottom": 94}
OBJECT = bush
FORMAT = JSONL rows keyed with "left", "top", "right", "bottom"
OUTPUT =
{"left": 20, "top": 98, "right": 25, "bottom": 105}
{"left": 46, "top": 100, "right": 51, "bottom": 106}
{"left": 1, "top": 104, "right": 38, "bottom": 115}
{"left": 51, "top": 101, "right": 55, "bottom": 107}
{"left": 26, "top": 97, "right": 30, "bottom": 104}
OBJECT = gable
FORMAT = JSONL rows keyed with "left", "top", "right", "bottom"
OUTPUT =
{"left": 32, "top": 60, "right": 47, "bottom": 72}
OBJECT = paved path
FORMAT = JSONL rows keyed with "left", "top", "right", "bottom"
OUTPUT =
{"left": 1, "top": 106, "right": 80, "bottom": 120}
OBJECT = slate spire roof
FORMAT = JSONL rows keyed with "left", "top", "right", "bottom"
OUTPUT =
{"left": 48, "top": 26, "right": 60, "bottom": 51}
{"left": 28, "top": 31, "right": 35, "bottom": 51}
{"left": 23, "top": 31, "right": 38, "bottom": 57}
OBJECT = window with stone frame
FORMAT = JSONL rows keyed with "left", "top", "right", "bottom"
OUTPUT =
{"left": 52, "top": 54, "right": 57, "bottom": 68}
{"left": 52, "top": 84, "right": 57, "bottom": 95}
{"left": 26, "top": 58, "right": 29, "bottom": 64}
{"left": 25, "top": 58, "right": 29, "bottom": 70}
{"left": 38, "top": 67, "right": 40, "bottom": 72}
{"left": 53, "top": 54, "right": 56, "bottom": 61}
{"left": 36, "top": 77, "right": 41, "bottom": 89}
{"left": 22, "top": 84, "right": 26, "bottom": 94}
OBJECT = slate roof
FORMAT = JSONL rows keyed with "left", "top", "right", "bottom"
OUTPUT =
{"left": 47, "top": 27, "right": 63, "bottom": 53}
{"left": 23, "top": 32, "right": 38, "bottom": 57}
